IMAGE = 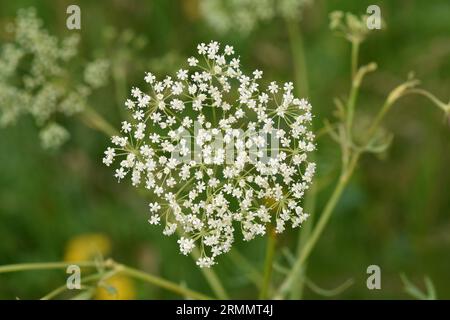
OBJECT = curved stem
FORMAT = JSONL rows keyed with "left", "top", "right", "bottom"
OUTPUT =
{"left": 347, "top": 63, "right": 376, "bottom": 140}
{"left": 0, "top": 260, "right": 211, "bottom": 300}
{"left": 305, "top": 277, "right": 354, "bottom": 297}
{"left": 0, "top": 261, "right": 97, "bottom": 273}
{"left": 290, "top": 183, "right": 316, "bottom": 299}
{"left": 367, "top": 86, "right": 449, "bottom": 142}
{"left": 405, "top": 89, "right": 450, "bottom": 113}
{"left": 115, "top": 263, "right": 211, "bottom": 300}
{"left": 275, "top": 153, "right": 360, "bottom": 299}
{"left": 190, "top": 247, "right": 229, "bottom": 299}
{"left": 41, "top": 272, "right": 110, "bottom": 300}
{"left": 286, "top": 18, "right": 315, "bottom": 299}
{"left": 259, "top": 227, "right": 277, "bottom": 299}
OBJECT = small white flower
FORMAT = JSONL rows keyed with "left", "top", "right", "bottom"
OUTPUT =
{"left": 196, "top": 256, "right": 215, "bottom": 268}
{"left": 187, "top": 57, "right": 199, "bottom": 67}
{"left": 145, "top": 72, "right": 156, "bottom": 84}
{"left": 176, "top": 69, "right": 188, "bottom": 80}
{"left": 121, "top": 121, "right": 132, "bottom": 133}
{"left": 148, "top": 214, "right": 160, "bottom": 225}
{"left": 178, "top": 237, "right": 195, "bottom": 255}
{"left": 114, "top": 167, "right": 126, "bottom": 181}
{"left": 149, "top": 202, "right": 161, "bottom": 213}
{"left": 224, "top": 45, "right": 234, "bottom": 55}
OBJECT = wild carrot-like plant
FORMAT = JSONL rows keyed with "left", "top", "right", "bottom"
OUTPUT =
{"left": 0, "top": 7, "right": 448, "bottom": 300}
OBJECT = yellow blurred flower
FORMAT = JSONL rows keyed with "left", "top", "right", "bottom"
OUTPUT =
{"left": 95, "top": 274, "right": 136, "bottom": 300}
{"left": 64, "top": 233, "right": 111, "bottom": 262}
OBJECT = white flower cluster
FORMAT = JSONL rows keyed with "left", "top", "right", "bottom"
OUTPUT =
{"left": 103, "top": 41, "right": 315, "bottom": 267}
{"left": 0, "top": 8, "right": 109, "bottom": 149}
{"left": 199, "top": 0, "right": 313, "bottom": 35}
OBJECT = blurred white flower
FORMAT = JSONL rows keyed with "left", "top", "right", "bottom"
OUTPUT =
{"left": 0, "top": 8, "right": 110, "bottom": 149}
{"left": 199, "top": 0, "right": 313, "bottom": 35}
{"left": 39, "top": 122, "right": 70, "bottom": 150}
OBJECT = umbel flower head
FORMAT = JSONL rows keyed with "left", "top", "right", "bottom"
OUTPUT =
{"left": 103, "top": 41, "right": 315, "bottom": 267}
{"left": 0, "top": 8, "right": 109, "bottom": 149}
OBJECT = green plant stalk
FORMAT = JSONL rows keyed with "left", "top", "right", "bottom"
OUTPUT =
{"left": 274, "top": 153, "right": 360, "bottom": 299}
{"left": 41, "top": 271, "right": 114, "bottom": 300}
{"left": 286, "top": 18, "right": 316, "bottom": 299}
{"left": 304, "top": 277, "right": 354, "bottom": 297}
{"left": 190, "top": 247, "right": 229, "bottom": 299}
{"left": 0, "top": 261, "right": 97, "bottom": 273}
{"left": 259, "top": 228, "right": 277, "bottom": 299}
{"left": 198, "top": 263, "right": 229, "bottom": 299}
{"left": 351, "top": 41, "right": 360, "bottom": 79}
{"left": 366, "top": 100, "right": 390, "bottom": 139}
{"left": 115, "top": 263, "right": 211, "bottom": 300}
{"left": 346, "top": 82, "right": 359, "bottom": 140}
{"left": 368, "top": 88, "right": 450, "bottom": 140}
{"left": 0, "top": 260, "right": 211, "bottom": 300}
{"left": 42, "top": 284, "right": 83, "bottom": 300}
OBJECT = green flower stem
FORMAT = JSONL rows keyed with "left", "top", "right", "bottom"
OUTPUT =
{"left": 0, "top": 260, "right": 211, "bottom": 300}
{"left": 175, "top": 227, "right": 228, "bottom": 299}
{"left": 286, "top": 18, "right": 316, "bottom": 299}
{"left": 406, "top": 89, "right": 450, "bottom": 114}
{"left": 304, "top": 277, "right": 354, "bottom": 297}
{"left": 41, "top": 271, "right": 113, "bottom": 300}
{"left": 259, "top": 227, "right": 277, "bottom": 299}
{"left": 346, "top": 82, "right": 359, "bottom": 140}
{"left": 0, "top": 261, "right": 97, "bottom": 273}
{"left": 190, "top": 247, "right": 229, "bottom": 299}
{"left": 346, "top": 63, "right": 377, "bottom": 148}
{"left": 351, "top": 41, "right": 360, "bottom": 79}
{"left": 115, "top": 263, "right": 212, "bottom": 300}
{"left": 41, "top": 284, "right": 81, "bottom": 300}
{"left": 289, "top": 183, "right": 316, "bottom": 299}
{"left": 368, "top": 87, "right": 450, "bottom": 140}
{"left": 274, "top": 153, "right": 360, "bottom": 299}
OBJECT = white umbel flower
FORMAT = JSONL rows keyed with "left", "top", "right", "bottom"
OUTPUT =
{"left": 103, "top": 41, "right": 316, "bottom": 267}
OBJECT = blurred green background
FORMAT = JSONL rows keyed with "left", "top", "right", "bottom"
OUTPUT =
{"left": 0, "top": 0, "right": 449, "bottom": 299}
